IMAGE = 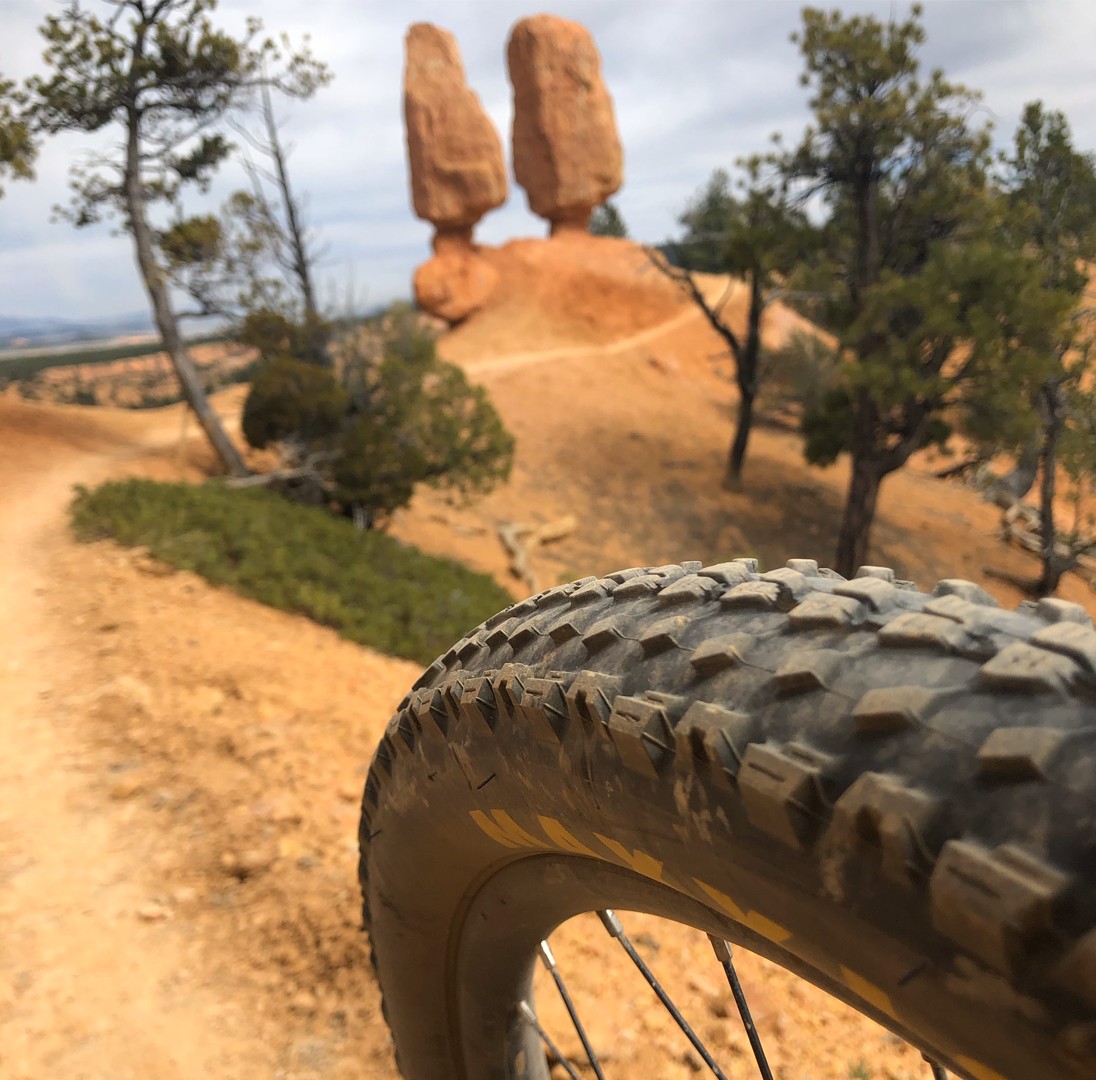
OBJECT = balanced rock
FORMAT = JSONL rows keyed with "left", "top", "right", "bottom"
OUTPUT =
{"left": 403, "top": 23, "right": 508, "bottom": 231}
{"left": 507, "top": 15, "right": 623, "bottom": 235}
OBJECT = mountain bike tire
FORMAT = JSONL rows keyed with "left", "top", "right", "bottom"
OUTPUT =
{"left": 358, "top": 558, "right": 1096, "bottom": 1080}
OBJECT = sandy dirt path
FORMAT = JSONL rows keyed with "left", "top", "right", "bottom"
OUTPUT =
{"left": 462, "top": 297, "right": 707, "bottom": 376}
{"left": 0, "top": 423, "right": 248, "bottom": 1078}
{"left": 0, "top": 396, "right": 419, "bottom": 1079}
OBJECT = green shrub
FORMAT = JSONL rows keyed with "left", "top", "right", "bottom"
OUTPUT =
{"left": 333, "top": 414, "right": 424, "bottom": 516}
{"left": 240, "top": 302, "right": 515, "bottom": 526}
{"left": 761, "top": 330, "right": 842, "bottom": 415}
{"left": 70, "top": 478, "right": 515, "bottom": 664}
{"left": 242, "top": 356, "right": 348, "bottom": 448}
{"left": 236, "top": 308, "right": 330, "bottom": 369}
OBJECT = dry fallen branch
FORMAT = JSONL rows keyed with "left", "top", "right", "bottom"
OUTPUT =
{"left": 933, "top": 454, "right": 989, "bottom": 481}
{"left": 427, "top": 510, "right": 489, "bottom": 537}
{"left": 996, "top": 502, "right": 1096, "bottom": 591}
{"left": 224, "top": 465, "right": 329, "bottom": 489}
{"left": 496, "top": 516, "right": 578, "bottom": 594}
{"left": 497, "top": 523, "right": 536, "bottom": 594}
{"left": 525, "top": 516, "right": 577, "bottom": 547}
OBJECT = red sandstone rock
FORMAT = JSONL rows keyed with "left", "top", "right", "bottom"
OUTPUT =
{"left": 507, "top": 15, "right": 623, "bottom": 235}
{"left": 403, "top": 23, "right": 508, "bottom": 231}
{"left": 413, "top": 233, "right": 499, "bottom": 324}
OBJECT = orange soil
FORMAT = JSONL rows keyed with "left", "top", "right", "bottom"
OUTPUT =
{"left": 0, "top": 236, "right": 1085, "bottom": 1079}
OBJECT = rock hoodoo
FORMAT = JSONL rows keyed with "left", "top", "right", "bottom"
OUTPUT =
{"left": 404, "top": 23, "right": 506, "bottom": 321}
{"left": 404, "top": 23, "right": 507, "bottom": 232}
{"left": 507, "top": 15, "right": 624, "bottom": 235}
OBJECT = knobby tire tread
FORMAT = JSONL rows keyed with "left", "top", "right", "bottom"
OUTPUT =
{"left": 359, "top": 558, "right": 1096, "bottom": 1080}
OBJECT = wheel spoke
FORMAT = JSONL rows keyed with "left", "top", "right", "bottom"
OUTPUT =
{"left": 518, "top": 999, "right": 583, "bottom": 1080}
{"left": 708, "top": 935, "right": 775, "bottom": 1080}
{"left": 598, "top": 910, "right": 729, "bottom": 1080}
{"left": 923, "top": 1055, "right": 948, "bottom": 1079}
{"left": 537, "top": 940, "right": 608, "bottom": 1080}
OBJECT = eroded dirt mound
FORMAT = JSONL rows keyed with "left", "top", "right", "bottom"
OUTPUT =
{"left": 442, "top": 236, "right": 689, "bottom": 359}
{"left": 440, "top": 233, "right": 826, "bottom": 370}
{"left": 398, "top": 236, "right": 1077, "bottom": 614}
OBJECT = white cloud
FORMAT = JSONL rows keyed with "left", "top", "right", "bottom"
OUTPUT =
{"left": 2, "top": 0, "right": 1094, "bottom": 319}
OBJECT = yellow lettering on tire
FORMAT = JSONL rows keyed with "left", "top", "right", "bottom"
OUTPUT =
{"left": 693, "top": 879, "right": 792, "bottom": 944}
{"left": 595, "top": 833, "right": 664, "bottom": 881}
{"left": 469, "top": 809, "right": 540, "bottom": 849}
{"left": 839, "top": 966, "right": 896, "bottom": 1019}
{"left": 538, "top": 816, "right": 598, "bottom": 856}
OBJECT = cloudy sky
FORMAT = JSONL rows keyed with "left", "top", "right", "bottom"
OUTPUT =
{"left": 1, "top": 0, "right": 1095, "bottom": 324}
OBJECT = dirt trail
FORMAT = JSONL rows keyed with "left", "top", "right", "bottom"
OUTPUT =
{"left": 0, "top": 398, "right": 414, "bottom": 1079}
{"left": 0, "top": 414, "right": 245, "bottom": 1077}
{"left": 462, "top": 295, "right": 706, "bottom": 375}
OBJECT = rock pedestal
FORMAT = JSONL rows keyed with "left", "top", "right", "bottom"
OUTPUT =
{"left": 507, "top": 15, "right": 624, "bottom": 235}
{"left": 412, "top": 229, "right": 500, "bottom": 326}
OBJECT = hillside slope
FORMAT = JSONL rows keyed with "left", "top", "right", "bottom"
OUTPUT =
{"left": 398, "top": 235, "right": 1084, "bottom": 613}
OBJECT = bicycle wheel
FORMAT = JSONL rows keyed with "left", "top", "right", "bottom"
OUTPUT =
{"left": 358, "top": 558, "right": 1096, "bottom": 1080}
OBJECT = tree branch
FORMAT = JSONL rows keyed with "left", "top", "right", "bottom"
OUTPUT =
{"left": 645, "top": 246, "right": 744, "bottom": 365}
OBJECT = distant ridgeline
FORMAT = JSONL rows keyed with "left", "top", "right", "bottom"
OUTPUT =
{"left": 0, "top": 311, "right": 155, "bottom": 351}
{"left": 0, "top": 335, "right": 254, "bottom": 409}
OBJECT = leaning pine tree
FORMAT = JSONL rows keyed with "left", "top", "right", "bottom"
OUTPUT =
{"left": 782, "top": 5, "right": 1070, "bottom": 577}
{"left": 983, "top": 103, "right": 1096, "bottom": 596}
{"left": 4, "top": 0, "right": 329, "bottom": 476}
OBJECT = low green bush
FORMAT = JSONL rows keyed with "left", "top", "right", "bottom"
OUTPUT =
{"left": 70, "top": 478, "right": 515, "bottom": 665}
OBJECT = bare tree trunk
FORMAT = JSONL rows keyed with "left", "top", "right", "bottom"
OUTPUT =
{"left": 725, "top": 389, "right": 754, "bottom": 490}
{"left": 650, "top": 249, "right": 771, "bottom": 490}
{"left": 724, "top": 268, "right": 765, "bottom": 490}
{"left": 852, "top": 176, "right": 880, "bottom": 309}
{"left": 259, "top": 82, "right": 328, "bottom": 368}
{"left": 1036, "top": 378, "right": 1066, "bottom": 597}
{"left": 125, "top": 107, "right": 249, "bottom": 478}
{"left": 835, "top": 453, "right": 885, "bottom": 578}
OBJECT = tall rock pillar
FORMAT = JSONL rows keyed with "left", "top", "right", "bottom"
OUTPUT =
{"left": 507, "top": 15, "right": 623, "bottom": 236}
{"left": 404, "top": 23, "right": 507, "bottom": 322}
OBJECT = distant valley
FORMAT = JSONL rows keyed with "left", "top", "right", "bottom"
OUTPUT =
{"left": 0, "top": 312, "right": 155, "bottom": 354}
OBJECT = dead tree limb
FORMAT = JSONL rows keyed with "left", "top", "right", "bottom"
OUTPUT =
{"left": 496, "top": 516, "right": 578, "bottom": 595}
{"left": 498, "top": 523, "right": 537, "bottom": 594}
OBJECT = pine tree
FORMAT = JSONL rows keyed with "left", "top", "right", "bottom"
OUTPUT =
{"left": 589, "top": 199, "right": 628, "bottom": 238}
{"left": 241, "top": 304, "right": 515, "bottom": 527}
{"left": 782, "top": 5, "right": 1069, "bottom": 576}
{"left": 990, "top": 103, "right": 1096, "bottom": 595}
{"left": 3, "top": 0, "right": 329, "bottom": 476}
{"left": 158, "top": 79, "right": 332, "bottom": 368}
{"left": 653, "top": 163, "right": 809, "bottom": 487}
